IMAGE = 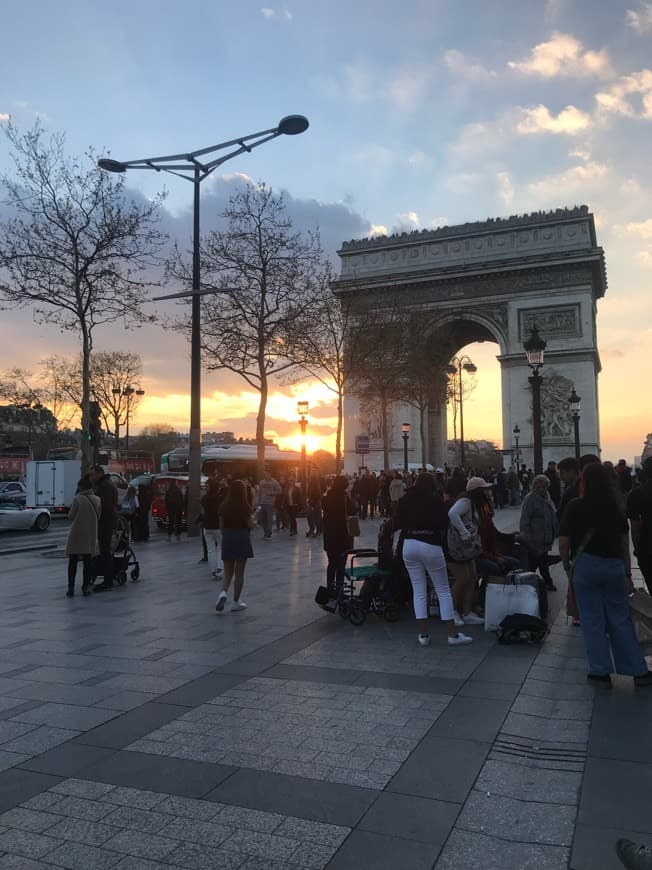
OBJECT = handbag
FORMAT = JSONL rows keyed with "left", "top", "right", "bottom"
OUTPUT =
{"left": 485, "top": 575, "right": 540, "bottom": 631}
{"left": 447, "top": 521, "right": 482, "bottom": 561}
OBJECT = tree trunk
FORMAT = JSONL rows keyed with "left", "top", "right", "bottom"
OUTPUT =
{"left": 80, "top": 326, "right": 91, "bottom": 475}
{"left": 419, "top": 405, "right": 427, "bottom": 470}
{"left": 256, "top": 374, "right": 268, "bottom": 481}
{"left": 335, "top": 387, "right": 343, "bottom": 473}
{"left": 381, "top": 390, "right": 390, "bottom": 472}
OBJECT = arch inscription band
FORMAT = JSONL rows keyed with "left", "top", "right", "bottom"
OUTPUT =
{"left": 334, "top": 206, "right": 605, "bottom": 471}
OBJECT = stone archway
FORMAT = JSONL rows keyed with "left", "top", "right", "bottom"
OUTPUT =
{"left": 333, "top": 206, "right": 605, "bottom": 472}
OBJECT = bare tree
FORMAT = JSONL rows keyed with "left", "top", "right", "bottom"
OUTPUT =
{"left": 285, "top": 290, "right": 388, "bottom": 472}
{"left": 89, "top": 351, "right": 144, "bottom": 445}
{"left": 169, "top": 182, "right": 325, "bottom": 478}
{"left": 0, "top": 123, "right": 166, "bottom": 472}
{"left": 398, "top": 319, "right": 448, "bottom": 470}
{"left": 39, "top": 356, "right": 80, "bottom": 431}
{"left": 446, "top": 369, "right": 477, "bottom": 442}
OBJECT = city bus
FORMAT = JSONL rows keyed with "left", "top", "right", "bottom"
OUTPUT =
{"left": 160, "top": 443, "right": 300, "bottom": 481}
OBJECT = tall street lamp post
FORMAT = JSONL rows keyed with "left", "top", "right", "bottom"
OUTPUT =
{"left": 513, "top": 424, "right": 521, "bottom": 468}
{"left": 112, "top": 385, "right": 145, "bottom": 449}
{"left": 447, "top": 356, "right": 477, "bottom": 469}
{"left": 297, "top": 401, "right": 309, "bottom": 491}
{"left": 569, "top": 387, "right": 581, "bottom": 459}
{"left": 401, "top": 422, "right": 410, "bottom": 473}
{"left": 524, "top": 325, "right": 547, "bottom": 474}
{"left": 98, "top": 115, "right": 309, "bottom": 535}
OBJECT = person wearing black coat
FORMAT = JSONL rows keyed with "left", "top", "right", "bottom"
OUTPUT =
{"left": 91, "top": 465, "right": 118, "bottom": 592}
{"left": 322, "top": 476, "right": 357, "bottom": 595}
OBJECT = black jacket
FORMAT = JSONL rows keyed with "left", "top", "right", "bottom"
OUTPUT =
{"left": 94, "top": 475, "right": 118, "bottom": 532}
{"left": 322, "top": 490, "right": 357, "bottom": 555}
{"left": 394, "top": 488, "right": 449, "bottom": 547}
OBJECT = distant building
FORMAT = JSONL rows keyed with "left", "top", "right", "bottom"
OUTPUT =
{"left": 642, "top": 433, "right": 652, "bottom": 464}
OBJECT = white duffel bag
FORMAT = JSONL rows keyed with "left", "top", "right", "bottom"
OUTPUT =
{"left": 485, "top": 576, "right": 540, "bottom": 631}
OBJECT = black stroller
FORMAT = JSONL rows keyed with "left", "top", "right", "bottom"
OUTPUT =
{"left": 91, "top": 517, "right": 140, "bottom": 586}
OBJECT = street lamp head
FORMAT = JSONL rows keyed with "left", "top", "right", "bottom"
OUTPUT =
{"left": 112, "top": 387, "right": 121, "bottom": 396}
{"left": 513, "top": 424, "right": 520, "bottom": 436}
{"left": 136, "top": 389, "right": 145, "bottom": 397}
{"left": 98, "top": 158, "right": 127, "bottom": 173}
{"left": 568, "top": 387, "right": 581, "bottom": 415}
{"left": 463, "top": 362, "right": 477, "bottom": 373}
{"left": 446, "top": 364, "right": 457, "bottom": 375}
{"left": 277, "top": 115, "right": 309, "bottom": 136}
{"left": 524, "top": 324, "right": 546, "bottom": 370}
{"left": 401, "top": 422, "right": 411, "bottom": 435}
{"left": 297, "top": 400, "right": 309, "bottom": 417}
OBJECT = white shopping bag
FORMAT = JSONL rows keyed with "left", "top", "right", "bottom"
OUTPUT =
{"left": 485, "top": 580, "right": 540, "bottom": 631}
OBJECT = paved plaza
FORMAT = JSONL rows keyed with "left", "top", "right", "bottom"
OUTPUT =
{"left": 0, "top": 511, "right": 650, "bottom": 869}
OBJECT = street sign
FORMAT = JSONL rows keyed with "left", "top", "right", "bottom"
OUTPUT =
{"left": 355, "top": 435, "right": 370, "bottom": 454}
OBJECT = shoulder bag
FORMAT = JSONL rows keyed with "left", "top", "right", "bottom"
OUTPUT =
{"left": 345, "top": 497, "right": 360, "bottom": 538}
{"left": 447, "top": 509, "right": 481, "bottom": 561}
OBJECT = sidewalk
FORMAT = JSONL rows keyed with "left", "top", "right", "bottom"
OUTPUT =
{"left": 0, "top": 511, "right": 648, "bottom": 869}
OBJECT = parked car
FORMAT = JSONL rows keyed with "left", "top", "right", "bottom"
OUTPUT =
{"left": 0, "top": 481, "right": 26, "bottom": 503}
{"left": 0, "top": 503, "right": 50, "bottom": 532}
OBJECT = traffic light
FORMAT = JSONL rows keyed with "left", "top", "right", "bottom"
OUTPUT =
{"left": 88, "top": 401, "right": 102, "bottom": 446}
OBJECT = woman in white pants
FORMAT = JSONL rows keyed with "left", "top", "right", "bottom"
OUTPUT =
{"left": 395, "top": 473, "right": 472, "bottom": 647}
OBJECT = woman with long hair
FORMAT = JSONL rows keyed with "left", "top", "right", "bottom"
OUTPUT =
{"left": 322, "top": 475, "right": 357, "bottom": 596}
{"left": 559, "top": 462, "right": 651, "bottom": 686}
{"left": 447, "top": 478, "right": 491, "bottom": 626}
{"left": 396, "top": 473, "right": 472, "bottom": 647}
{"left": 215, "top": 479, "right": 254, "bottom": 614}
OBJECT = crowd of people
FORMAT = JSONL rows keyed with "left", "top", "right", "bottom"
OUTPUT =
{"left": 63, "top": 454, "right": 652, "bottom": 687}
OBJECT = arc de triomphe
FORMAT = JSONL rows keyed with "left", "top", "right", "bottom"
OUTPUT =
{"left": 333, "top": 206, "right": 606, "bottom": 472}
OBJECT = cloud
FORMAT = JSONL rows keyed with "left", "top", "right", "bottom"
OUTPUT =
{"left": 508, "top": 32, "right": 611, "bottom": 78}
{"left": 636, "top": 251, "right": 652, "bottom": 267}
{"left": 625, "top": 219, "right": 652, "bottom": 239}
{"left": 260, "top": 6, "right": 292, "bottom": 20}
{"left": 497, "top": 171, "right": 514, "bottom": 206}
{"left": 386, "top": 65, "right": 436, "bottom": 112}
{"left": 526, "top": 161, "right": 609, "bottom": 202}
{"left": 443, "top": 49, "right": 497, "bottom": 82}
{"left": 369, "top": 225, "right": 388, "bottom": 237}
{"left": 516, "top": 104, "right": 591, "bottom": 134}
{"left": 626, "top": 3, "right": 652, "bottom": 32}
{"left": 568, "top": 147, "right": 591, "bottom": 161}
{"left": 351, "top": 144, "right": 394, "bottom": 172}
{"left": 393, "top": 211, "right": 421, "bottom": 231}
{"left": 0, "top": 113, "right": 9, "bottom": 123}
{"left": 595, "top": 69, "right": 652, "bottom": 119}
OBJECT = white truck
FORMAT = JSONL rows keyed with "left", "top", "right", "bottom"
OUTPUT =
{"left": 25, "top": 460, "right": 81, "bottom": 513}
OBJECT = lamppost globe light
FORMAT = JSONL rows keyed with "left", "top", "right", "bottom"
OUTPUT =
{"left": 463, "top": 363, "right": 477, "bottom": 373}
{"left": 524, "top": 325, "right": 547, "bottom": 371}
{"left": 513, "top": 424, "right": 520, "bottom": 436}
{"left": 568, "top": 387, "right": 581, "bottom": 416}
{"left": 277, "top": 115, "right": 309, "bottom": 136}
{"left": 297, "top": 400, "right": 309, "bottom": 417}
{"left": 446, "top": 364, "right": 457, "bottom": 375}
{"left": 401, "top": 422, "right": 411, "bottom": 434}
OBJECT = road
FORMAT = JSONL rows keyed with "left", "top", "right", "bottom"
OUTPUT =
{"left": 0, "top": 516, "right": 70, "bottom": 553}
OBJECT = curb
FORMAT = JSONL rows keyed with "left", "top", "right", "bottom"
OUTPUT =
{"left": 0, "top": 544, "right": 59, "bottom": 556}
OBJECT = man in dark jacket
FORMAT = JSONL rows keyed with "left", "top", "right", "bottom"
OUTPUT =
{"left": 306, "top": 472, "right": 324, "bottom": 538}
{"left": 91, "top": 465, "right": 118, "bottom": 592}
{"left": 545, "top": 461, "right": 562, "bottom": 509}
{"left": 165, "top": 481, "right": 184, "bottom": 541}
{"left": 557, "top": 457, "right": 580, "bottom": 523}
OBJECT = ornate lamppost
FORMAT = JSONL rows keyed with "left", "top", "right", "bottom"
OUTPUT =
{"left": 112, "top": 385, "right": 145, "bottom": 449}
{"left": 99, "top": 115, "right": 309, "bottom": 534}
{"left": 447, "top": 355, "right": 477, "bottom": 469}
{"left": 297, "top": 400, "right": 309, "bottom": 490}
{"left": 513, "top": 424, "right": 521, "bottom": 469}
{"left": 569, "top": 387, "right": 581, "bottom": 459}
{"left": 401, "top": 422, "right": 410, "bottom": 473}
{"left": 524, "top": 325, "right": 547, "bottom": 474}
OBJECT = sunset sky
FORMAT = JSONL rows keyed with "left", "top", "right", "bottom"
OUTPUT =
{"left": 1, "top": 0, "right": 651, "bottom": 463}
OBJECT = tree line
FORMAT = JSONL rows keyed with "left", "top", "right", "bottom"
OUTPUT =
{"left": 0, "top": 122, "right": 466, "bottom": 476}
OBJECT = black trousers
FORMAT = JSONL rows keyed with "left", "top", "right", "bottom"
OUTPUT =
{"left": 98, "top": 532, "right": 113, "bottom": 585}
{"left": 636, "top": 554, "right": 652, "bottom": 594}
{"left": 167, "top": 508, "right": 183, "bottom": 537}
{"left": 527, "top": 550, "right": 553, "bottom": 585}
{"left": 68, "top": 554, "right": 92, "bottom": 591}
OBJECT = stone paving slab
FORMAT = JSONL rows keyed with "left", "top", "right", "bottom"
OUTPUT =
{"left": 0, "top": 778, "right": 351, "bottom": 869}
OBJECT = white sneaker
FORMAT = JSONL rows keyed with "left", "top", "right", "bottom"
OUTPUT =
{"left": 463, "top": 612, "right": 484, "bottom": 625}
{"left": 418, "top": 634, "right": 431, "bottom": 647}
{"left": 453, "top": 611, "right": 465, "bottom": 627}
{"left": 231, "top": 601, "right": 247, "bottom": 612}
{"left": 448, "top": 632, "right": 473, "bottom": 646}
{"left": 215, "top": 591, "right": 227, "bottom": 613}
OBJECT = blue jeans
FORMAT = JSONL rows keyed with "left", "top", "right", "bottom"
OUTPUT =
{"left": 258, "top": 504, "right": 274, "bottom": 538}
{"left": 573, "top": 553, "right": 647, "bottom": 676}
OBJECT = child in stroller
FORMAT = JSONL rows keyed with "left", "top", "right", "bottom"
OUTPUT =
{"left": 91, "top": 516, "right": 140, "bottom": 587}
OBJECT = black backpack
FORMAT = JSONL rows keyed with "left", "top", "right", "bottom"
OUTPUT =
{"left": 497, "top": 613, "right": 548, "bottom": 644}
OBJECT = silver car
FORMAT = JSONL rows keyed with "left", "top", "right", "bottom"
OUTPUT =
{"left": 0, "top": 503, "right": 50, "bottom": 532}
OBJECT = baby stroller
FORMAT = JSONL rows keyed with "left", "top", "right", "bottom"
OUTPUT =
{"left": 337, "top": 520, "right": 401, "bottom": 626}
{"left": 91, "top": 517, "right": 140, "bottom": 587}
